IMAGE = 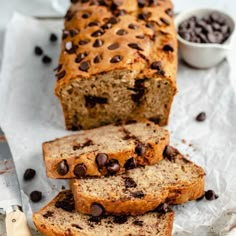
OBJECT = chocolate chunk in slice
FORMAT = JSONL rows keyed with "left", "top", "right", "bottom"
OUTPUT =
{"left": 113, "top": 215, "right": 128, "bottom": 224}
{"left": 96, "top": 153, "right": 108, "bottom": 169}
{"left": 34, "top": 46, "right": 43, "bottom": 56}
{"left": 135, "top": 143, "right": 146, "bottom": 156}
{"left": 57, "top": 160, "right": 69, "bottom": 176}
{"left": 110, "top": 55, "right": 122, "bottom": 63}
{"left": 50, "top": 33, "right": 58, "bottom": 42}
{"left": 205, "top": 190, "right": 218, "bottom": 200}
{"left": 155, "top": 203, "right": 171, "bottom": 213}
{"left": 84, "top": 95, "right": 107, "bottom": 108}
{"left": 124, "top": 157, "right": 137, "bottom": 170}
{"left": 124, "top": 177, "right": 137, "bottom": 188}
{"left": 196, "top": 112, "right": 206, "bottom": 122}
{"left": 106, "top": 159, "right": 120, "bottom": 175}
{"left": 42, "top": 55, "right": 52, "bottom": 64}
{"left": 74, "top": 163, "right": 87, "bottom": 178}
{"left": 91, "top": 203, "right": 104, "bottom": 217}
{"left": 23, "top": 168, "right": 36, "bottom": 181}
{"left": 133, "top": 220, "right": 143, "bottom": 226}
{"left": 30, "top": 190, "right": 42, "bottom": 202}
{"left": 131, "top": 191, "right": 145, "bottom": 198}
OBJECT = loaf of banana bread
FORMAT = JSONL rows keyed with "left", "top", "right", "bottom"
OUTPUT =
{"left": 55, "top": 0, "right": 177, "bottom": 130}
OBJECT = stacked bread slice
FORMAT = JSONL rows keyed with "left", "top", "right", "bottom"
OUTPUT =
{"left": 33, "top": 121, "right": 205, "bottom": 236}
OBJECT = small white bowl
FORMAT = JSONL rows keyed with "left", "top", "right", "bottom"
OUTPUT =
{"left": 175, "top": 8, "right": 235, "bottom": 69}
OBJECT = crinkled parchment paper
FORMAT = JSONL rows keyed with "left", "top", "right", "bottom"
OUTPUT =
{"left": 0, "top": 13, "right": 236, "bottom": 235}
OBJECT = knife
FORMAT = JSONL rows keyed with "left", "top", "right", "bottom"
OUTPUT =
{"left": 0, "top": 145, "right": 31, "bottom": 236}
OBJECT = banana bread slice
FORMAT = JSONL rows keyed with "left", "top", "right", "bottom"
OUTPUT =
{"left": 43, "top": 121, "right": 169, "bottom": 178}
{"left": 33, "top": 190, "right": 174, "bottom": 236}
{"left": 55, "top": 0, "right": 177, "bottom": 130}
{"left": 70, "top": 147, "right": 205, "bottom": 216}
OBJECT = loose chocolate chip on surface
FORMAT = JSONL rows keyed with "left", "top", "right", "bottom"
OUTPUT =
{"left": 135, "top": 143, "right": 146, "bottom": 156}
{"left": 163, "top": 145, "right": 179, "bottom": 161}
{"left": 196, "top": 112, "right": 206, "bottom": 122}
{"left": 94, "top": 55, "right": 102, "bottom": 63}
{"left": 108, "top": 43, "right": 119, "bottom": 50}
{"left": 131, "top": 191, "right": 145, "bottom": 198}
{"left": 50, "top": 33, "right": 58, "bottom": 42}
{"left": 56, "top": 70, "right": 66, "bottom": 80}
{"left": 96, "top": 153, "right": 108, "bottom": 168}
{"left": 124, "top": 177, "right": 137, "bottom": 188}
{"left": 155, "top": 203, "right": 171, "bottom": 213}
{"left": 116, "top": 29, "right": 128, "bottom": 35}
{"left": 75, "top": 53, "right": 87, "bottom": 63}
{"left": 34, "top": 46, "right": 43, "bottom": 56}
{"left": 113, "top": 216, "right": 128, "bottom": 224}
{"left": 57, "top": 160, "right": 69, "bottom": 176}
{"left": 79, "top": 61, "right": 90, "bottom": 72}
{"left": 133, "top": 220, "right": 143, "bottom": 226}
{"left": 160, "top": 17, "right": 170, "bottom": 26}
{"left": 93, "top": 39, "right": 104, "bottom": 47}
{"left": 91, "top": 203, "right": 104, "bottom": 217}
{"left": 124, "top": 157, "right": 137, "bottom": 170}
{"left": 42, "top": 55, "right": 52, "bottom": 64}
{"left": 128, "top": 43, "right": 143, "bottom": 51}
{"left": 74, "top": 163, "right": 87, "bottom": 177}
{"left": 163, "top": 44, "right": 174, "bottom": 52}
{"left": 23, "top": 168, "right": 36, "bottom": 181}
{"left": 91, "top": 29, "right": 104, "bottom": 37}
{"left": 30, "top": 191, "right": 42, "bottom": 202}
{"left": 106, "top": 159, "right": 120, "bottom": 174}
{"left": 205, "top": 190, "right": 218, "bottom": 200}
{"left": 110, "top": 55, "right": 122, "bottom": 63}
{"left": 165, "top": 8, "right": 174, "bottom": 17}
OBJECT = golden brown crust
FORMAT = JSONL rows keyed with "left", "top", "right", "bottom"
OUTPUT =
{"left": 70, "top": 154, "right": 205, "bottom": 216}
{"left": 43, "top": 122, "right": 169, "bottom": 178}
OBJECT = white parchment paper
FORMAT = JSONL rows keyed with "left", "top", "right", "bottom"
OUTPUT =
{"left": 0, "top": 13, "right": 236, "bottom": 235}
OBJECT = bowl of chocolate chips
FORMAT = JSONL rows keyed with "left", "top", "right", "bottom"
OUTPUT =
{"left": 175, "top": 8, "right": 235, "bottom": 68}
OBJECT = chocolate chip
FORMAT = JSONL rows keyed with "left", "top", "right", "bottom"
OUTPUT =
{"left": 97, "top": 0, "right": 107, "bottom": 6}
{"left": 62, "top": 30, "right": 69, "bottom": 40}
{"left": 54, "top": 64, "right": 62, "bottom": 72}
{"left": 131, "top": 191, "right": 145, "bottom": 198}
{"left": 55, "top": 192, "right": 75, "bottom": 212}
{"left": 30, "top": 190, "right": 42, "bottom": 202}
{"left": 74, "top": 163, "right": 87, "bottom": 178}
{"left": 71, "top": 224, "right": 83, "bottom": 230}
{"left": 79, "top": 39, "right": 90, "bottom": 45}
{"left": 101, "top": 23, "right": 112, "bottom": 30}
{"left": 133, "top": 220, "right": 143, "bottom": 226}
{"left": 94, "top": 55, "right": 102, "bottom": 63}
{"left": 50, "top": 33, "right": 58, "bottom": 42}
{"left": 34, "top": 46, "right": 43, "bottom": 56}
{"left": 138, "top": 0, "right": 146, "bottom": 8}
{"left": 128, "top": 43, "right": 143, "bottom": 51}
{"left": 88, "top": 21, "right": 99, "bottom": 27}
{"left": 146, "top": 22, "right": 155, "bottom": 30}
{"left": 65, "top": 41, "right": 77, "bottom": 54}
{"left": 155, "top": 203, "right": 171, "bottom": 213}
{"left": 71, "top": 0, "right": 79, "bottom": 3}
{"left": 79, "top": 61, "right": 90, "bottom": 72}
{"left": 82, "top": 12, "right": 90, "bottom": 19}
{"left": 151, "top": 61, "right": 162, "bottom": 70}
{"left": 196, "top": 194, "right": 205, "bottom": 201}
{"left": 163, "top": 44, "right": 174, "bottom": 52}
{"left": 73, "top": 139, "right": 93, "bottom": 150}
{"left": 196, "top": 112, "right": 206, "bottom": 122}
{"left": 42, "top": 55, "right": 52, "bottom": 64}
{"left": 107, "top": 17, "right": 118, "bottom": 24}
{"left": 135, "top": 143, "right": 145, "bottom": 156}
{"left": 91, "top": 203, "right": 104, "bottom": 217}
{"left": 160, "top": 17, "right": 170, "bottom": 26}
{"left": 57, "top": 160, "right": 69, "bottom": 176}
{"left": 115, "top": 9, "right": 126, "bottom": 16}
{"left": 128, "top": 24, "right": 138, "bottom": 29}
{"left": 149, "top": 117, "right": 161, "bottom": 124}
{"left": 110, "top": 2, "right": 119, "bottom": 11}
{"left": 106, "top": 159, "right": 120, "bottom": 174}
{"left": 205, "top": 190, "right": 218, "bottom": 200}
{"left": 91, "top": 30, "right": 104, "bottom": 37}
{"left": 136, "top": 35, "right": 145, "bottom": 39}
{"left": 23, "top": 168, "right": 36, "bottom": 181}
{"left": 124, "top": 177, "right": 137, "bottom": 188}
{"left": 93, "top": 39, "right": 104, "bottom": 47}
{"left": 116, "top": 29, "right": 128, "bottom": 35}
{"left": 56, "top": 70, "right": 66, "bottom": 80}
{"left": 88, "top": 216, "right": 102, "bottom": 223}
{"left": 43, "top": 211, "right": 54, "bottom": 218}
{"left": 207, "top": 31, "right": 223, "bottom": 43}
{"left": 124, "top": 157, "right": 137, "bottom": 170}
{"left": 75, "top": 53, "right": 87, "bottom": 63}
{"left": 65, "top": 10, "right": 75, "bottom": 21}
{"left": 138, "top": 12, "right": 151, "bottom": 21}
{"left": 113, "top": 216, "right": 127, "bottom": 224}
{"left": 165, "top": 8, "right": 174, "bottom": 17}
{"left": 163, "top": 145, "right": 179, "bottom": 161}
{"left": 110, "top": 55, "right": 122, "bottom": 63}
{"left": 108, "top": 43, "right": 119, "bottom": 50}
{"left": 96, "top": 153, "right": 108, "bottom": 169}
{"left": 85, "top": 95, "right": 108, "bottom": 108}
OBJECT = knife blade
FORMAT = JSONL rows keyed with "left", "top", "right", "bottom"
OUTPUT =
{"left": 0, "top": 141, "right": 31, "bottom": 236}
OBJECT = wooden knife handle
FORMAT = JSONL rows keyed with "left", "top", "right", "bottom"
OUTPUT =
{"left": 6, "top": 209, "right": 32, "bottom": 236}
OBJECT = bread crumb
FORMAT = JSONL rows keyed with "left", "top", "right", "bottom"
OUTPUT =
{"left": 181, "top": 139, "right": 186, "bottom": 144}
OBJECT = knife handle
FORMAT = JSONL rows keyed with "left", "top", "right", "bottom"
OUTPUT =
{"left": 6, "top": 209, "right": 32, "bottom": 236}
